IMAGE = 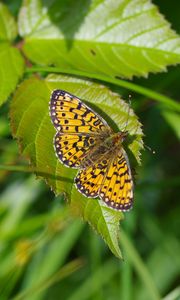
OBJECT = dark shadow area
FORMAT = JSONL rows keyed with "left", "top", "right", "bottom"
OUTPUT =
{"left": 42, "top": 0, "right": 92, "bottom": 49}
{"left": 35, "top": 170, "right": 74, "bottom": 183}
{"left": 2, "top": 165, "right": 75, "bottom": 184}
{"left": 83, "top": 100, "right": 120, "bottom": 133}
{"left": 153, "top": 0, "right": 180, "bottom": 32}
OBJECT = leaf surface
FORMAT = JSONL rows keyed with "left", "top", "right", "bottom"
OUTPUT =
{"left": 0, "top": 3, "right": 24, "bottom": 106}
{"left": 10, "top": 74, "right": 143, "bottom": 258}
{"left": 0, "top": 2, "right": 17, "bottom": 41}
{"left": 19, "top": 0, "right": 180, "bottom": 79}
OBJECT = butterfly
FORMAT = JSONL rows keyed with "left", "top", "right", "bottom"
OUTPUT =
{"left": 50, "top": 90, "right": 133, "bottom": 211}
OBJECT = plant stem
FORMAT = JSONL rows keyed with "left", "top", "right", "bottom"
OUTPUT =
{"left": 0, "top": 164, "right": 74, "bottom": 183}
{"left": 0, "top": 164, "right": 32, "bottom": 172}
{"left": 25, "top": 66, "right": 180, "bottom": 112}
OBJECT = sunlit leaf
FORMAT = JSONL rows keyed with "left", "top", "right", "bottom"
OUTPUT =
{"left": 19, "top": 0, "right": 180, "bottom": 79}
{"left": 0, "top": 2, "right": 17, "bottom": 41}
{"left": 0, "top": 43, "right": 24, "bottom": 106}
{"left": 0, "top": 3, "right": 24, "bottom": 106}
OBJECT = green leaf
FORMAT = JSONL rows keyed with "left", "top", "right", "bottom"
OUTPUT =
{"left": 0, "top": 43, "right": 24, "bottom": 106}
{"left": 71, "top": 188, "right": 124, "bottom": 258}
{"left": 10, "top": 74, "right": 143, "bottom": 258}
{"left": 0, "top": 2, "right": 17, "bottom": 41}
{"left": 120, "top": 230, "right": 161, "bottom": 300}
{"left": 0, "top": 3, "right": 24, "bottom": 106}
{"left": 161, "top": 109, "right": 180, "bottom": 138}
{"left": 19, "top": 0, "right": 180, "bottom": 79}
{"left": 67, "top": 258, "right": 119, "bottom": 300}
{"left": 20, "top": 220, "right": 84, "bottom": 300}
{"left": 13, "top": 259, "right": 84, "bottom": 300}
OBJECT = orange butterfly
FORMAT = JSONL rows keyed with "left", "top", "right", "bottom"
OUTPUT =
{"left": 50, "top": 90, "right": 133, "bottom": 211}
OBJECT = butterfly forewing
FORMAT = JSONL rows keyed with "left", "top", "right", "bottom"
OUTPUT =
{"left": 50, "top": 90, "right": 112, "bottom": 134}
{"left": 50, "top": 90, "right": 111, "bottom": 168}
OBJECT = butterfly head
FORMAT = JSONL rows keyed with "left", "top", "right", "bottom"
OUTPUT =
{"left": 113, "top": 131, "right": 128, "bottom": 145}
{"left": 119, "top": 130, "right": 128, "bottom": 142}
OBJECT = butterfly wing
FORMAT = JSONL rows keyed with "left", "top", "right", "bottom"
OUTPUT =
{"left": 50, "top": 90, "right": 112, "bottom": 168}
{"left": 75, "top": 149, "right": 133, "bottom": 211}
{"left": 99, "top": 149, "right": 133, "bottom": 211}
{"left": 75, "top": 157, "right": 109, "bottom": 198}
{"left": 50, "top": 90, "right": 111, "bottom": 134}
{"left": 54, "top": 132, "right": 98, "bottom": 168}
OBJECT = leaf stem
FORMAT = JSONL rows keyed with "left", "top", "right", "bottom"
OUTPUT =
{"left": 0, "top": 164, "right": 74, "bottom": 183}
{"left": 25, "top": 66, "right": 180, "bottom": 112}
{"left": 0, "top": 164, "right": 32, "bottom": 172}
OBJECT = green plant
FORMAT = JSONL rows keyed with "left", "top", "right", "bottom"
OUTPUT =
{"left": 0, "top": 1, "right": 180, "bottom": 299}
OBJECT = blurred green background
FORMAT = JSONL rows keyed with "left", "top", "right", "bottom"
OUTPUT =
{"left": 0, "top": 1, "right": 180, "bottom": 300}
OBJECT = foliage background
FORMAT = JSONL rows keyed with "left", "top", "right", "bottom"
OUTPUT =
{"left": 0, "top": 0, "right": 179, "bottom": 300}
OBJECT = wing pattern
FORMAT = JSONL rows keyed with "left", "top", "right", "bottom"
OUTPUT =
{"left": 75, "top": 150, "right": 133, "bottom": 211}
{"left": 50, "top": 90, "right": 111, "bottom": 134}
{"left": 50, "top": 89, "right": 134, "bottom": 211}
{"left": 54, "top": 132, "right": 98, "bottom": 168}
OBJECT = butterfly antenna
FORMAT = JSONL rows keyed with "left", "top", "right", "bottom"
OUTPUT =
{"left": 144, "top": 144, "right": 156, "bottom": 154}
{"left": 138, "top": 138, "right": 156, "bottom": 154}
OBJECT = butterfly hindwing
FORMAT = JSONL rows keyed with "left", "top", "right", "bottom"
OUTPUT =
{"left": 75, "top": 149, "right": 133, "bottom": 211}
{"left": 54, "top": 132, "right": 98, "bottom": 168}
{"left": 75, "top": 158, "right": 109, "bottom": 198}
{"left": 99, "top": 150, "right": 133, "bottom": 211}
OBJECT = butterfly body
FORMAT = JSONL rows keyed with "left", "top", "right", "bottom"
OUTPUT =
{"left": 80, "top": 131, "right": 126, "bottom": 168}
{"left": 50, "top": 90, "right": 133, "bottom": 211}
